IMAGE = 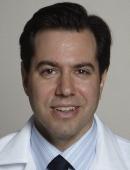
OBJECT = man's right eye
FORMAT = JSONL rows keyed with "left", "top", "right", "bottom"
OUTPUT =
{"left": 41, "top": 69, "right": 56, "bottom": 76}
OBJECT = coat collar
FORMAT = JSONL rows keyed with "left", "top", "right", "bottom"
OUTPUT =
{"left": 89, "top": 114, "right": 128, "bottom": 170}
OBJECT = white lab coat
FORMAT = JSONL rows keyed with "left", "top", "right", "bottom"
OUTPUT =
{"left": 0, "top": 115, "right": 130, "bottom": 170}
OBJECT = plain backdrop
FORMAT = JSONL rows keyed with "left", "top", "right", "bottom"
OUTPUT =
{"left": 0, "top": 0, "right": 130, "bottom": 139}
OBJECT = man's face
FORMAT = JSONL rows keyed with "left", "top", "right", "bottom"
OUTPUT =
{"left": 22, "top": 29, "right": 106, "bottom": 146}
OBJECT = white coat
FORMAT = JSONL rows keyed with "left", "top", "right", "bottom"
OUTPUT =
{"left": 0, "top": 115, "right": 130, "bottom": 170}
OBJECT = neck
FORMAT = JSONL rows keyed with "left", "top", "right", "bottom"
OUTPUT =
{"left": 34, "top": 117, "right": 93, "bottom": 151}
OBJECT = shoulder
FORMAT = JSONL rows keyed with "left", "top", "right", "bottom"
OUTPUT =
{"left": 116, "top": 135, "right": 130, "bottom": 163}
{"left": 0, "top": 133, "right": 17, "bottom": 152}
{"left": 0, "top": 116, "right": 34, "bottom": 153}
{"left": 95, "top": 114, "right": 130, "bottom": 166}
{"left": 116, "top": 134, "right": 130, "bottom": 147}
{"left": 115, "top": 135, "right": 130, "bottom": 169}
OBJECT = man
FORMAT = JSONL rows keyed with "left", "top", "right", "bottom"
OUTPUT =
{"left": 0, "top": 2, "right": 130, "bottom": 170}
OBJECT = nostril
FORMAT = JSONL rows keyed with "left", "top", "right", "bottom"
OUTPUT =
{"left": 55, "top": 78, "right": 76, "bottom": 96}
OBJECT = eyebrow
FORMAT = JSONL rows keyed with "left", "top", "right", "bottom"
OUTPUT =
{"left": 36, "top": 60, "right": 95, "bottom": 71}
{"left": 36, "top": 60, "right": 59, "bottom": 70}
{"left": 73, "top": 62, "right": 95, "bottom": 71}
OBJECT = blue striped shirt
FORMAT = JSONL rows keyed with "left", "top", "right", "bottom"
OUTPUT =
{"left": 31, "top": 120, "right": 97, "bottom": 170}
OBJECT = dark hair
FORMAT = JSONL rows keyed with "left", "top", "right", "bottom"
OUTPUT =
{"left": 19, "top": 2, "right": 111, "bottom": 75}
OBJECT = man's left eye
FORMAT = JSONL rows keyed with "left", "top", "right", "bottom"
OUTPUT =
{"left": 76, "top": 69, "right": 89, "bottom": 75}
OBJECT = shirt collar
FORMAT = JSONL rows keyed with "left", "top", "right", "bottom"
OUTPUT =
{"left": 31, "top": 119, "right": 97, "bottom": 170}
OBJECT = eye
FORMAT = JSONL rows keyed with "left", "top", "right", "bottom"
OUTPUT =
{"left": 76, "top": 69, "right": 90, "bottom": 75}
{"left": 41, "top": 69, "right": 56, "bottom": 76}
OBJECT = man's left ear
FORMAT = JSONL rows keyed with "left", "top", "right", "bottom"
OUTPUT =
{"left": 99, "top": 70, "right": 107, "bottom": 99}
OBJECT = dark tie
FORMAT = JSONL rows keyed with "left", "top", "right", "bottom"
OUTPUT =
{"left": 47, "top": 155, "right": 74, "bottom": 170}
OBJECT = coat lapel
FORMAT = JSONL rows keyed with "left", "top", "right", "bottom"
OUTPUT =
{"left": 24, "top": 152, "right": 36, "bottom": 170}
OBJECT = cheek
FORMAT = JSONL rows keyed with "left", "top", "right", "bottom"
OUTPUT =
{"left": 28, "top": 81, "right": 55, "bottom": 118}
{"left": 77, "top": 81, "right": 101, "bottom": 101}
{"left": 29, "top": 80, "right": 54, "bottom": 104}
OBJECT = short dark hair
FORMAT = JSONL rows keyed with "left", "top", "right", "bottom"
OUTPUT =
{"left": 19, "top": 2, "right": 111, "bottom": 75}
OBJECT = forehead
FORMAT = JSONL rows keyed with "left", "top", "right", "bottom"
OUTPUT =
{"left": 33, "top": 29, "right": 97, "bottom": 64}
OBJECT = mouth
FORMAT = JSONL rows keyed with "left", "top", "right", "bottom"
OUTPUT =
{"left": 54, "top": 106, "right": 78, "bottom": 112}
{"left": 51, "top": 106, "right": 79, "bottom": 119}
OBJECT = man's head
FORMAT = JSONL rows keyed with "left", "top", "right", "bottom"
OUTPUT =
{"left": 20, "top": 2, "right": 111, "bottom": 76}
{"left": 20, "top": 2, "right": 111, "bottom": 150}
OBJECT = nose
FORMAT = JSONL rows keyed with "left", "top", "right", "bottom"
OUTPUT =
{"left": 55, "top": 72, "right": 76, "bottom": 97}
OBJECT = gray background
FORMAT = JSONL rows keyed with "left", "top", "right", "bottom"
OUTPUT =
{"left": 0, "top": 0, "right": 130, "bottom": 139}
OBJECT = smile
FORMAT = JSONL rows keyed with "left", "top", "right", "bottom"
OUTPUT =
{"left": 54, "top": 106, "right": 78, "bottom": 112}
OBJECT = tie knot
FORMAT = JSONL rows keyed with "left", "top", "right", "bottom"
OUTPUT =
{"left": 47, "top": 155, "right": 74, "bottom": 170}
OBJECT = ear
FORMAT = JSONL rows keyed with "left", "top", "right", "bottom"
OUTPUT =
{"left": 21, "top": 62, "right": 29, "bottom": 96}
{"left": 99, "top": 70, "right": 107, "bottom": 99}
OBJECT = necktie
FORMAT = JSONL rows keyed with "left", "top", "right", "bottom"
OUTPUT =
{"left": 47, "top": 155, "right": 74, "bottom": 170}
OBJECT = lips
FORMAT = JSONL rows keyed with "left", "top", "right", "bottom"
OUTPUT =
{"left": 54, "top": 106, "right": 78, "bottom": 112}
{"left": 51, "top": 106, "right": 79, "bottom": 118}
